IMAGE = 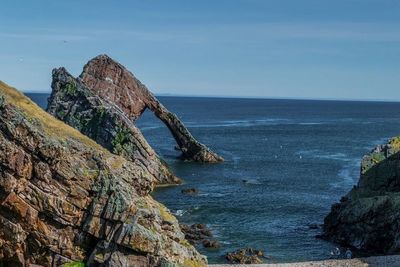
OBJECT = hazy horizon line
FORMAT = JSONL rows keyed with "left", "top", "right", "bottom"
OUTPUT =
{"left": 23, "top": 90, "right": 400, "bottom": 103}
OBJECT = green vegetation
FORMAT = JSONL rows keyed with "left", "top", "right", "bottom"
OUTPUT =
{"left": 64, "top": 82, "right": 78, "bottom": 97}
{"left": 370, "top": 152, "right": 386, "bottom": 164}
{"left": 0, "top": 80, "right": 106, "bottom": 152}
{"left": 62, "top": 262, "right": 85, "bottom": 267}
{"left": 85, "top": 107, "right": 108, "bottom": 139}
{"left": 389, "top": 136, "right": 400, "bottom": 150}
{"left": 111, "top": 127, "right": 131, "bottom": 155}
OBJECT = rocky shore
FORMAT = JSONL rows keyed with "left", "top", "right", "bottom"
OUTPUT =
{"left": 322, "top": 137, "right": 400, "bottom": 254}
{"left": 1, "top": 54, "right": 399, "bottom": 266}
{"left": 0, "top": 82, "right": 206, "bottom": 265}
{"left": 209, "top": 255, "right": 400, "bottom": 267}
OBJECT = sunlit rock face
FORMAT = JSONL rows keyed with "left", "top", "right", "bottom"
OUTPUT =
{"left": 0, "top": 81, "right": 205, "bottom": 267}
{"left": 323, "top": 137, "right": 400, "bottom": 254}
{"left": 47, "top": 67, "right": 181, "bottom": 186}
{"left": 79, "top": 54, "right": 223, "bottom": 163}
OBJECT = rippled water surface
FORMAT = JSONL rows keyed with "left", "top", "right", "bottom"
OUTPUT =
{"left": 29, "top": 94, "right": 400, "bottom": 264}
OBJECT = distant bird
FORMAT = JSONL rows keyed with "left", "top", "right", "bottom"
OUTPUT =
{"left": 63, "top": 40, "right": 68, "bottom": 43}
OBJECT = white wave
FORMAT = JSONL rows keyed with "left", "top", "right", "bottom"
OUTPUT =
{"left": 296, "top": 149, "right": 350, "bottom": 161}
{"left": 242, "top": 178, "right": 262, "bottom": 185}
{"left": 298, "top": 122, "right": 324, "bottom": 125}
{"left": 331, "top": 159, "right": 360, "bottom": 188}
{"left": 173, "top": 210, "right": 187, "bottom": 217}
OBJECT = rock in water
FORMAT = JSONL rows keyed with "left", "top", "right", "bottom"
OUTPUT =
{"left": 181, "top": 188, "right": 199, "bottom": 195}
{"left": 323, "top": 137, "right": 400, "bottom": 254}
{"left": 0, "top": 81, "right": 205, "bottom": 266}
{"left": 47, "top": 67, "right": 181, "bottom": 185}
{"left": 79, "top": 54, "right": 223, "bottom": 163}
{"left": 180, "top": 224, "right": 220, "bottom": 249}
{"left": 225, "top": 248, "right": 264, "bottom": 264}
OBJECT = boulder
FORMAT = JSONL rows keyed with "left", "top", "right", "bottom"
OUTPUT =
{"left": 180, "top": 224, "right": 220, "bottom": 249}
{"left": 225, "top": 248, "right": 264, "bottom": 264}
{"left": 181, "top": 188, "right": 199, "bottom": 195}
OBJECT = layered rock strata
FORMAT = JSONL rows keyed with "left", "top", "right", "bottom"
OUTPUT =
{"left": 79, "top": 55, "right": 223, "bottom": 163}
{"left": 0, "top": 81, "right": 205, "bottom": 266}
{"left": 47, "top": 67, "right": 180, "bottom": 185}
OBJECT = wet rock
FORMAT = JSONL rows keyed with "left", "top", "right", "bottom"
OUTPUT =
{"left": 323, "top": 137, "right": 400, "bottom": 254}
{"left": 308, "top": 223, "right": 320, "bottom": 230}
{"left": 181, "top": 188, "right": 199, "bottom": 195}
{"left": 0, "top": 81, "right": 206, "bottom": 266}
{"left": 180, "top": 224, "right": 220, "bottom": 249}
{"left": 202, "top": 240, "right": 220, "bottom": 249}
{"left": 225, "top": 248, "right": 264, "bottom": 264}
{"left": 79, "top": 55, "right": 223, "bottom": 163}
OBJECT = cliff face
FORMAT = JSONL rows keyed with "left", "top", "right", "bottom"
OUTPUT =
{"left": 323, "top": 137, "right": 400, "bottom": 254}
{"left": 79, "top": 55, "right": 223, "bottom": 163}
{"left": 0, "top": 81, "right": 205, "bottom": 266}
{"left": 47, "top": 67, "right": 181, "bottom": 186}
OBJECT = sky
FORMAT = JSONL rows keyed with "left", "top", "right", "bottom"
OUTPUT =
{"left": 0, "top": 0, "right": 399, "bottom": 100}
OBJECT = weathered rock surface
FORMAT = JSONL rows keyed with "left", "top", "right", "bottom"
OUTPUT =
{"left": 180, "top": 224, "right": 219, "bottom": 249}
{"left": 79, "top": 55, "right": 223, "bottom": 163}
{"left": 225, "top": 248, "right": 264, "bottom": 264}
{"left": 0, "top": 81, "right": 205, "bottom": 266}
{"left": 47, "top": 67, "right": 181, "bottom": 186}
{"left": 323, "top": 137, "right": 400, "bottom": 254}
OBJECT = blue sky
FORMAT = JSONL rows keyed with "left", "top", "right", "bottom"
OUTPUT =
{"left": 1, "top": 0, "right": 399, "bottom": 100}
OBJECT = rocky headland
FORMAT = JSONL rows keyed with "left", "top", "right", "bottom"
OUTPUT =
{"left": 322, "top": 137, "right": 400, "bottom": 254}
{"left": 0, "top": 81, "right": 205, "bottom": 266}
{"left": 78, "top": 55, "right": 222, "bottom": 163}
{"left": 47, "top": 66, "right": 180, "bottom": 186}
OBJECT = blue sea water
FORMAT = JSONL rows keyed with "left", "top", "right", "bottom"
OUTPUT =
{"left": 27, "top": 93, "right": 400, "bottom": 264}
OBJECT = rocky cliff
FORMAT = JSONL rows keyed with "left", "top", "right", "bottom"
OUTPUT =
{"left": 0, "top": 81, "right": 205, "bottom": 266}
{"left": 323, "top": 137, "right": 400, "bottom": 254}
{"left": 47, "top": 67, "right": 180, "bottom": 186}
{"left": 78, "top": 55, "right": 223, "bottom": 163}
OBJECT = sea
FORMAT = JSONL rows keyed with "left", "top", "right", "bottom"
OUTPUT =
{"left": 27, "top": 93, "right": 400, "bottom": 264}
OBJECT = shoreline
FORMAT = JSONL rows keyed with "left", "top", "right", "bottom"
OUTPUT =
{"left": 208, "top": 255, "right": 400, "bottom": 266}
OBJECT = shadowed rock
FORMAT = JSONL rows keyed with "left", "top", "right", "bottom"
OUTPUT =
{"left": 0, "top": 81, "right": 205, "bottom": 266}
{"left": 322, "top": 137, "right": 400, "bottom": 254}
{"left": 79, "top": 55, "right": 223, "bottom": 163}
{"left": 180, "top": 223, "right": 220, "bottom": 249}
{"left": 47, "top": 67, "right": 181, "bottom": 185}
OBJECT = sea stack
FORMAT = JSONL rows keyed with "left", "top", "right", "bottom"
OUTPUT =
{"left": 0, "top": 81, "right": 205, "bottom": 266}
{"left": 79, "top": 55, "right": 223, "bottom": 163}
{"left": 47, "top": 67, "right": 181, "bottom": 186}
{"left": 322, "top": 137, "right": 400, "bottom": 254}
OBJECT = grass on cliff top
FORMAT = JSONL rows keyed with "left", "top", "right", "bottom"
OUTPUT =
{"left": 0, "top": 80, "right": 106, "bottom": 152}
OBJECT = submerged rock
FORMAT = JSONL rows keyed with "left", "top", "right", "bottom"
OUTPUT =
{"left": 323, "top": 137, "right": 400, "bottom": 254}
{"left": 47, "top": 67, "right": 180, "bottom": 186}
{"left": 0, "top": 81, "right": 205, "bottom": 266}
{"left": 181, "top": 188, "right": 199, "bottom": 195}
{"left": 79, "top": 55, "right": 223, "bottom": 163}
{"left": 225, "top": 248, "right": 264, "bottom": 264}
